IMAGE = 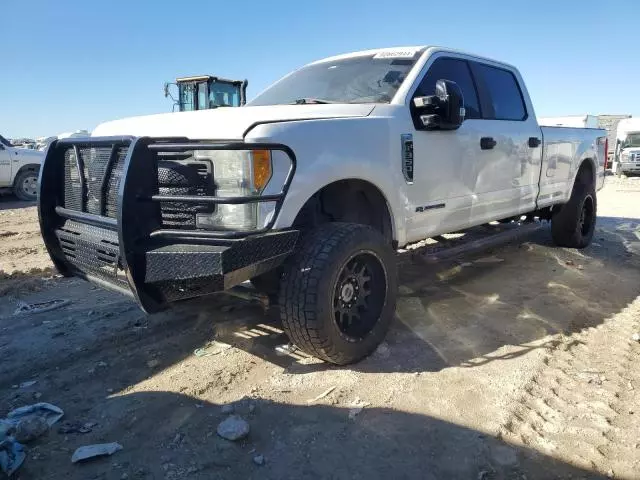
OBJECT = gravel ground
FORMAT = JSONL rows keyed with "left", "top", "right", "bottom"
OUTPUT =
{"left": 1, "top": 176, "right": 639, "bottom": 480}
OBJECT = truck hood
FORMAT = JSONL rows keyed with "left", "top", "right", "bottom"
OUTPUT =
{"left": 622, "top": 147, "right": 640, "bottom": 155}
{"left": 92, "top": 104, "right": 376, "bottom": 140}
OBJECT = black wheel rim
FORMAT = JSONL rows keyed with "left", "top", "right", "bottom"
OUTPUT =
{"left": 333, "top": 251, "right": 387, "bottom": 341}
{"left": 578, "top": 195, "right": 595, "bottom": 237}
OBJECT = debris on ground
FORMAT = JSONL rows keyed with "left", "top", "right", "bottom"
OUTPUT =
{"left": 216, "top": 415, "right": 250, "bottom": 441}
{"left": 348, "top": 398, "right": 371, "bottom": 420}
{"left": 71, "top": 442, "right": 123, "bottom": 463}
{"left": 221, "top": 404, "right": 235, "bottom": 414}
{"left": 193, "top": 341, "right": 231, "bottom": 357}
{"left": 253, "top": 454, "right": 265, "bottom": 466}
{"left": 0, "top": 403, "right": 63, "bottom": 475}
{"left": 374, "top": 342, "right": 391, "bottom": 359}
{"left": 6, "top": 403, "right": 64, "bottom": 429}
{"left": 307, "top": 386, "right": 337, "bottom": 404}
{"left": 14, "top": 299, "right": 70, "bottom": 316}
{"left": 146, "top": 359, "right": 161, "bottom": 368}
{"left": 632, "top": 333, "right": 640, "bottom": 342}
{"left": 14, "top": 416, "right": 49, "bottom": 443}
{"left": 58, "top": 422, "right": 95, "bottom": 434}
{"left": 19, "top": 380, "right": 37, "bottom": 388}
{"left": 0, "top": 436, "right": 25, "bottom": 476}
{"left": 274, "top": 343, "right": 298, "bottom": 356}
{"left": 474, "top": 256, "right": 505, "bottom": 264}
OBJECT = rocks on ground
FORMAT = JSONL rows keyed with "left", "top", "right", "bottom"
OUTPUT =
{"left": 216, "top": 415, "right": 250, "bottom": 441}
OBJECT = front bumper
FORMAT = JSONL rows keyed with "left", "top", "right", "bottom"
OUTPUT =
{"left": 38, "top": 136, "right": 297, "bottom": 313}
{"left": 619, "top": 161, "right": 640, "bottom": 173}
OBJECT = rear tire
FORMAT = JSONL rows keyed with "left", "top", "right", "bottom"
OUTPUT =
{"left": 278, "top": 223, "right": 397, "bottom": 365}
{"left": 551, "top": 172, "right": 596, "bottom": 248}
{"left": 13, "top": 169, "right": 39, "bottom": 201}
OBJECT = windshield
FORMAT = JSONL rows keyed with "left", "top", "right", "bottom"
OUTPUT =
{"left": 210, "top": 82, "right": 241, "bottom": 107}
{"left": 249, "top": 52, "right": 423, "bottom": 106}
{"left": 623, "top": 133, "right": 640, "bottom": 148}
{"left": 0, "top": 135, "right": 11, "bottom": 147}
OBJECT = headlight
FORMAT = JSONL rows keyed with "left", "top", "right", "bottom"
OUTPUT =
{"left": 193, "top": 149, "right": 273, "bottom": 231}
{"left": 621, "top": 151, "right": 631, "bottom": 161}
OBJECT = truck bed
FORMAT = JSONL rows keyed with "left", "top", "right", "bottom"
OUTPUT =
{"left": 537, "top": 125, "right": 607, "bottom": 209}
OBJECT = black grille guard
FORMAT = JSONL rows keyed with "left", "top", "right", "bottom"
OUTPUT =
{"left": 38, "top": 136, "right": 298, "bottom": 312}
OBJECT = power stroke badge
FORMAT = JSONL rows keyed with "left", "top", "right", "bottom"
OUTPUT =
{"left": 401, "top": 134, "right": 414, "bottom": 183}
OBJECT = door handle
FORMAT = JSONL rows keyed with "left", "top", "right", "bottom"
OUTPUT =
{"left": 480, "top": 137, "right": 497, "bottom": 150}
{"left": 528, "top": 137, "right": 541, "bottom": 148}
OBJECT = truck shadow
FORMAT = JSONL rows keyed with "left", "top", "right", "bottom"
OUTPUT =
{"left": 197, "top": 216, "right": 640, "bottom": 374}
{"left": 15, "top": 390, "right": 607, "bottom": 480}
{"left": 0, "top": 196, "right": 36, "bottom": 211}
{"left": 2, "top": 218, "right": 637, "bottom": 395}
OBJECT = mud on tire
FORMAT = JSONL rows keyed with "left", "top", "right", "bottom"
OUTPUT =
{"left": 278, "top": 223, "right": 397, "bottom": 365}
{"left": 551, "top": 170, "right": 597, "bottom": 248}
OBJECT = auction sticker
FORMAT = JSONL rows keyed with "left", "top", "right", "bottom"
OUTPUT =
{"left": 373, "top": 48, "right": 421, "bottom": 59}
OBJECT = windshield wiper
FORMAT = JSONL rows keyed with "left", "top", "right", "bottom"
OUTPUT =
{"left": 290, "top": 98, "right": 341, "bottom": 105}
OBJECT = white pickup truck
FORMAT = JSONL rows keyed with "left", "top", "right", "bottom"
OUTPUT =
{"left": 38, "top": 46, "right": 607, "bottom": 364}
{"left": 0, "top": 134, "right": 43, "bottom": 201}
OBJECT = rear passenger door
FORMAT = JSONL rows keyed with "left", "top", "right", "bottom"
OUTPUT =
{"left": 467, "top": 61, "right": 541, "bottom": 222}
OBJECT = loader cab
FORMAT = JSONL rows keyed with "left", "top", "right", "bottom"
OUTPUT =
{"left": 165, "top": 76, "right": 248, "bottom": 112}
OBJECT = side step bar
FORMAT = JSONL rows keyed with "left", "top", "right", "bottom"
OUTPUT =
{"left": 410, "top": 221, "right": 544, "bottom": 263}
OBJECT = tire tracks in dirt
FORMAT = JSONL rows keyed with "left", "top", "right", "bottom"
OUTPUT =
{"left": 499, "top": 296, "right": 640, "bottom": 478}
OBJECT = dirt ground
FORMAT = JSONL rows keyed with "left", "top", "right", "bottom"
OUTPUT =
{"left": 1, "top": 176, "right": 640, "bottom": 480}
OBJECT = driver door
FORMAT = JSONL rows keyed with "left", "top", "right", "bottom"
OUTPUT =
{"left": 403, "top": 55, "right": 486, "bottom": 241}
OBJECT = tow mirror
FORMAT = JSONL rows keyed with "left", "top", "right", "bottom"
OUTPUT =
{"left": 413, "top": 79, "right": 465, "bottom": 130}
{"left": 163, "top": 82, "right": 170, "bottom": 98}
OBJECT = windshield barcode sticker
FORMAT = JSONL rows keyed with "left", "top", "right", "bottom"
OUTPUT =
{"left": 374, "top": 49, "right": 420, "bottom": 59}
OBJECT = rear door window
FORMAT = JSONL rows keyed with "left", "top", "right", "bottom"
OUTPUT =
{"left": 470, "top": 63, "right": 527, "bottom": 121}
{"left": 414, "top": 57, "right": 481, "bottom": 119}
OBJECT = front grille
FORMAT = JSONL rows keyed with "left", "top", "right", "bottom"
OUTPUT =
{"left": 63, "top": 146, "right": 128, "bottom": 218}
{"left": 156, "top": 155, "right": 215, "bottom": 229}
{"left": 62, "top": 146, "right": 213, "bottom": 228}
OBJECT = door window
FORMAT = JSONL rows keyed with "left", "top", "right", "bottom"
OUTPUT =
{"left": 197, "top": 82, "right": 209, "bottom": 110}
{"left": 414, "top": 57, "right": 481, "bottom": 119}
{"left": 470, "top": 63, "right": 526, "bottom": 121}
{"left": 178, "top": 83, "right": 195, "bottom": 112}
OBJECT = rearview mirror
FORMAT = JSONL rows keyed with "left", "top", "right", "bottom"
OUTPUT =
{"left": 163, "top": 82, "right": 170, "bottom": 98}
{"left": 413, "top": 79, "right": 465, "bottom": 130}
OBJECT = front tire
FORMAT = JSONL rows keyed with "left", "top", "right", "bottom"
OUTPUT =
{"left": 13, "top": 169, "right": 39, "bottom": 201}
{"left": 551, "top": 172, "right": 596, "bottom": 248}
{"left": 278, "top": 223, "right": 397, "bottom": 365}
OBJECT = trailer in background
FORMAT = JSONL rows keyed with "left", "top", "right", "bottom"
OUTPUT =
{"left": 538, "top": 115, "right": 599, "bottom": 129}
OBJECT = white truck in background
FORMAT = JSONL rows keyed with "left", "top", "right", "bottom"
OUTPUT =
{"left": 538, "top": 115, "right": 599, "bottom": 129}
{"left": 0, "top": 134, "right": 43, "bottom": 201}
{"left": 614, "top": 117, "right": 640, "bottom": 176}
{"left": 38, "top": 46, "right": 607, "bottom": 364}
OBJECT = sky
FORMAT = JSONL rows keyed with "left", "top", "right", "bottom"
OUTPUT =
{"left": 2, "top": 0, "right": 638, "bottom": 138}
